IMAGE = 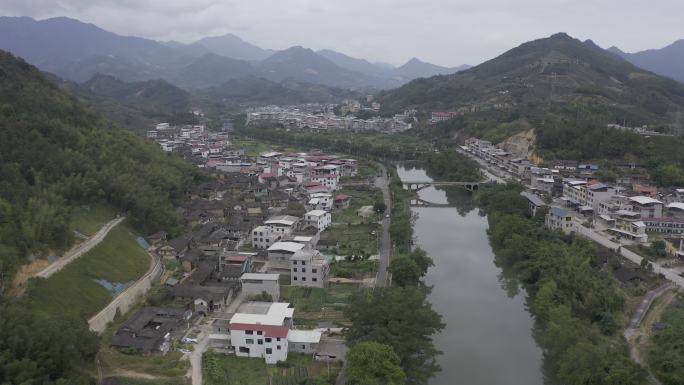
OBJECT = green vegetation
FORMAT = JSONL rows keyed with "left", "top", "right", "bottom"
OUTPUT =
{"left": 281, "top": 283, "right": 360, "bottom": 313}
{"left": 0, "top": 51, "right": 203, "bottom": 284}
{"left": 475, "top": 184, "right": 645, "bottom": 385}
{"left": 25, "top": 222, "right": 150, "bottom": 318}
{"left": 388, "top": 248, "right": 434, "bottom": 287}
{"left": 376, "top": 33, "right": 684, "bottom": 185}
{"left": 0, "top": 301, "right": 99, "bottom": 384}
{"left": 70, "top": 202, "right": 118, "bottom": 236}
{"left": 647, "top": 295, "right": 684, "bottom": 385}
{"left": 388, "top": 166, "right": 415, "bottom": 253}
{"left": 345, "top": 286, "right": 444, "bottom": 384}
{"left": 626, "top": 240, "right": 669, "bottom": 261}
{"left": 203, "top": 351, "right": 339, "bottom": 385}
{"left": 346, "top": 342, "right": 405, "bottom": 385}
{"left": 423, "top": 150, "right": 482, "bottom": 181}
{"left": 330, "top": 260, "right": 377, "bottom": 280}
{"left": 242, "top": 125, "right": 433, "bottom": 160}
{"left": 332, "top": 186, "right": 383, "bottom": 225}
{"left": 100, "top": 349, "right": 189, "bottom": 379}
{"left": 100, "top": 378, "right": 189, "bottom": 385}
{"left": 320, "top": 223, "right": 380, "bottom": 257}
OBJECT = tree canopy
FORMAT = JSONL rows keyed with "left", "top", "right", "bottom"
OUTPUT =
{"left": 0, "top": 50, "right": 204, "bottom": 282}
{"left": 346, "top": 341, "right": 405, "bottom": 385}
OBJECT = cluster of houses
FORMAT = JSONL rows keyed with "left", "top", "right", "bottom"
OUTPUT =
{"left": 246, "top": 105, "right": 411, "bottom": 133}
{"left": 110, "top": 147, "right": 360, "bottom": 362}
{"left": 146, "top": 123, "right": 235, "bottom": 166}
{"left": 463, "top": 137, "right": 684, "bottom": 253}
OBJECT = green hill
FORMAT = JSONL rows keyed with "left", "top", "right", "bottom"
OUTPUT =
{"left": 377, "top": 33, "right": 684, "bottom": 176}
{"left": 380, "top": 33, "right": 684, "bottom": 126}
{"left": 0, "top": 50, "right": 203, "bottom": 281}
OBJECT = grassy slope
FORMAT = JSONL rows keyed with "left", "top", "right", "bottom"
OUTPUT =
{"left": 26, "top": 221, "right": 150, "bottom": 318}
{"left": 70, "top": 202, "right": 118, "bottom": 236}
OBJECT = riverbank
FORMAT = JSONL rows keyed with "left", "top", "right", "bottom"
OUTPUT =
{"left": 475, "top": 184, "right": 646, "bottom": 385}
{"left": 397, "top": 166, "right": 545, "bottom": 385}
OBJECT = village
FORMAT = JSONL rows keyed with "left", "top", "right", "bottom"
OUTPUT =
{"left": 109, "top": 122, "right": 390, "bottom": 383}
{"left": 461, "top": 137, "right": 684, "bottom": 286}
{"left": 244, "top": 99, "right": 413, "bottom": 133}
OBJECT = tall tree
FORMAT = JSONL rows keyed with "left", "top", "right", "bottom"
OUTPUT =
{"left": 345, "top": 286, "right": 444, "bottom": 384}
{"left": 346, "top": 342, "right": 405, "bottom": 385}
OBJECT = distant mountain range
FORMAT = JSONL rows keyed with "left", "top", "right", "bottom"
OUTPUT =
{"left": 608, "top": 40, "right": 684, "bottom": 83}
{"left": 0, "top": 16, "right": 468, "bottom": 90}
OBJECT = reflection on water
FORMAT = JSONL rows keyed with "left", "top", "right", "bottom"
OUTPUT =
{"left": 397, "top": 165, "right": 545, "bottom": 385}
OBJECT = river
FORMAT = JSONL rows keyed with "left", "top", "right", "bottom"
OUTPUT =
{"left": 397, "top": 165, "right": 545, "bottom": 385}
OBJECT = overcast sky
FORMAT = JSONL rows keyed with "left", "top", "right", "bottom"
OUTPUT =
{"left": 1, "top": 0, "right": 682, "bottom": 67}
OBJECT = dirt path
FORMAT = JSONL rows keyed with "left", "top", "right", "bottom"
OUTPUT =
{"left": 624, "top": 286, "right": 678, "bottom": 385}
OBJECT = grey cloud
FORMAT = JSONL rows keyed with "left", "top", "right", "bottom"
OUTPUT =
{"left": 0, "top": 0, "right": 682, "bottom": 66}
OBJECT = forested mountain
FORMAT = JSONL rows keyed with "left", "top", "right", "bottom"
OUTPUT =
{"left": 0, "top": 16, "right": 468, "bottom": 91}
{"left": 317, "top": 49, "right": 398, "bottom": 78}
{"left": 82, "top": 74, "right": 192, "bottom": 114}
{"left": 609, "top": 40, "right": 684, "bottom": 83}
{"left": 378, "top": 33, "right": 684, "bottom": 168}
{"left": 198, "top": 76, "right": 358, "bottom": 106}
{"left": 193, "top": 33, "right": 275, "bottom": 61}
{"left": 391, "top": 58, "right": 469, "bottom": 82}
{"left": 257, "top": 46, "right": 378, "bottom": 88}
{"left": 0, "top": 50, "right": 203, "bottom": 283}
{"left": 0, "top": 16, "right": 187, "bottom": 82}
{"left": 173, "top": 52, "right": 256, "bottom": 89}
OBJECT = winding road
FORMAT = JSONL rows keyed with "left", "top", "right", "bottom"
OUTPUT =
{"left": 37, "top": 216, "right": 126, "bottom": 279}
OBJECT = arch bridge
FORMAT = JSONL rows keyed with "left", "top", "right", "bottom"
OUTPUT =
{"left": 402, "top": 181, "right": 481, "bottom": 192}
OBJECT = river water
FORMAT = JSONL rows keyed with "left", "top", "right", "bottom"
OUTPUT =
{"left": 396, "top": 166, "right": 545, "bottom": 385}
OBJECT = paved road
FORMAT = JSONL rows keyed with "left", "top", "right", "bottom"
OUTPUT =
{"left": 627, "top": 283, "right": 673, "bottom": 330}
{"left": 189, "top": 290, "right": 246, "bottom": 385}
{"left": 455, "top": 148, "right": 510, "bottom": 184}
{"left": 189, "top": 324, "right": 211, "bottom": 385}
{"left": 574, "top": 225, "right": 684, "bottom": 288}
{"left": 37, "top": 216, "right": 126, "bottom": 279}
{"left": 374, "top": 165, "right": 392, "bottom": 288}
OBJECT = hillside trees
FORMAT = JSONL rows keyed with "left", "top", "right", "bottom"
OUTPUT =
{"left": 0, "top": 51, "right": 203, "bottom": 278}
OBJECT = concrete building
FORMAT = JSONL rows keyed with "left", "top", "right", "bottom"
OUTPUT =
{"left": 628, "top": 196, "right": 663, "bottom": 219}
{"left": 305, "top": 210, "right": 332, "bottom": 231}
{"left": 288, "top": 329, "right": 322, "bottom": 354}
{"left": 241, "top": 273, "right": 281, "bottom": 300}
{"left": 291, "top": 249, "right": 330, "bottom": 288}
{"left": 251, "top": 225, "right": 281, "bottom": 249}
{"left": 265, "top": 215, "right": 300, "bottom": 236}
{"left": 267, "top": 241, "right": 306, "bottom": 261}
{"left": 546, "top": 207, "right": 574, "bottom": 233}
{"left": 229, "top": 302, "right": 293, "bottom": 364}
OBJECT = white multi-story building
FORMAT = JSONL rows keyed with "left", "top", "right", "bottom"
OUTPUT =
{"left": 308, "top": 192, "right": 333, "bottom": 211}
{"left": 546, "top": 207, "right": 575, "bottom": 233}
{"left": 229, "top": 302, "right": 322, "bottom": 364}
{"left": 304, "top": 210, "right": 332, "bottom": 231}
{"left": 265, "top": 215, "right": 300, "bottom": 236}
{"left": 251, "top": 225, "right": 281, "bottom": 249}
{"left": 229, "top": 302, "right": 293, "bottom": 364}
{"left": 290, "top": 249, "right": 330, "bottom": 288}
